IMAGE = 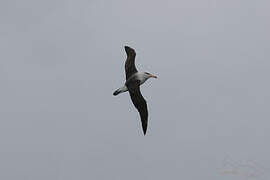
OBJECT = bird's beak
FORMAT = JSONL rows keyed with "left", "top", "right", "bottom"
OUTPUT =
{"left": 150, "top": 74, "right": 157, "bottom": 79}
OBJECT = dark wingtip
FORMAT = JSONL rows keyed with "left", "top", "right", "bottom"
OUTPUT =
{"left": 124, "top": 46, "right": 135, "bottom": 55}
{"left": 142, "top": 125, "right": 147, "bottom": 135}
{"left": 124, "top": 46, "right": 131, "bottom": 52}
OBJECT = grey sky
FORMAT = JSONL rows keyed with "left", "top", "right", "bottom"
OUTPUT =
{"left": 0, "top": 0, "right": 270, "bottom": 179}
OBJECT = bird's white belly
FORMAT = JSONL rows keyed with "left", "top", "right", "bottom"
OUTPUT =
{"left": 136, "top": 72, "right": 147, "bottom": 85}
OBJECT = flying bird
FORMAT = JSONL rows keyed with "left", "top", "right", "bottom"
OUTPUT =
{"left": 113, "top": 46, "right": 157, "bottom": 135}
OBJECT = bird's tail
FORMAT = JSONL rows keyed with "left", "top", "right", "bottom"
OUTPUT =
{"left": 113, "top": 86, "right": 128, "bottom": 96}
{"left": 113, "top": 89, "right": 121, "bottom": 96}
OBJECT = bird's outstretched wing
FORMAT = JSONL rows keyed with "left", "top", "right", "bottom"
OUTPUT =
{"left": 124, "top": 46, "right": 138, "bottom": 80}
{"left": 127, "top": 80, "right": 148, "bottom": 135}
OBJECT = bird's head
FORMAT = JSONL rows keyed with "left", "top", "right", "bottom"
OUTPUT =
{"left": 124, "top": 46, "right": 136, "bottom": 56}
{"left": 144, "top": 72, "right": 157, "bottom": 79}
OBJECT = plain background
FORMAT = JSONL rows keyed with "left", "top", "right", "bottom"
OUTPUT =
{"left": 0, "top": 0, "right": 270, "bottom": 179}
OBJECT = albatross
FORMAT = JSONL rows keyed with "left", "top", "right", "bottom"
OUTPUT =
{"left": 113, "top": 46, "right": 157, "bottom": 135}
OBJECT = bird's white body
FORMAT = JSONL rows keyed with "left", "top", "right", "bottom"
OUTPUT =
{"left": 136, "top": 72, "right": 149, "bottom": 85}
{"left": 114, "top": 72, "right": 151, "bottom": 96}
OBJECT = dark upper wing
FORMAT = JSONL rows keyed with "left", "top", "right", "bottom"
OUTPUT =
{"left": 127, "top": 80, "right": 148, "bottom": 135}
{"left": 124, "top": 46, "right": 137, "bottom": 80}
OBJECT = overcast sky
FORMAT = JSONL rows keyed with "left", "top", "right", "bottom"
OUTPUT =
{"left": 1, "top": 0, "right": 270, "bottom": 179}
